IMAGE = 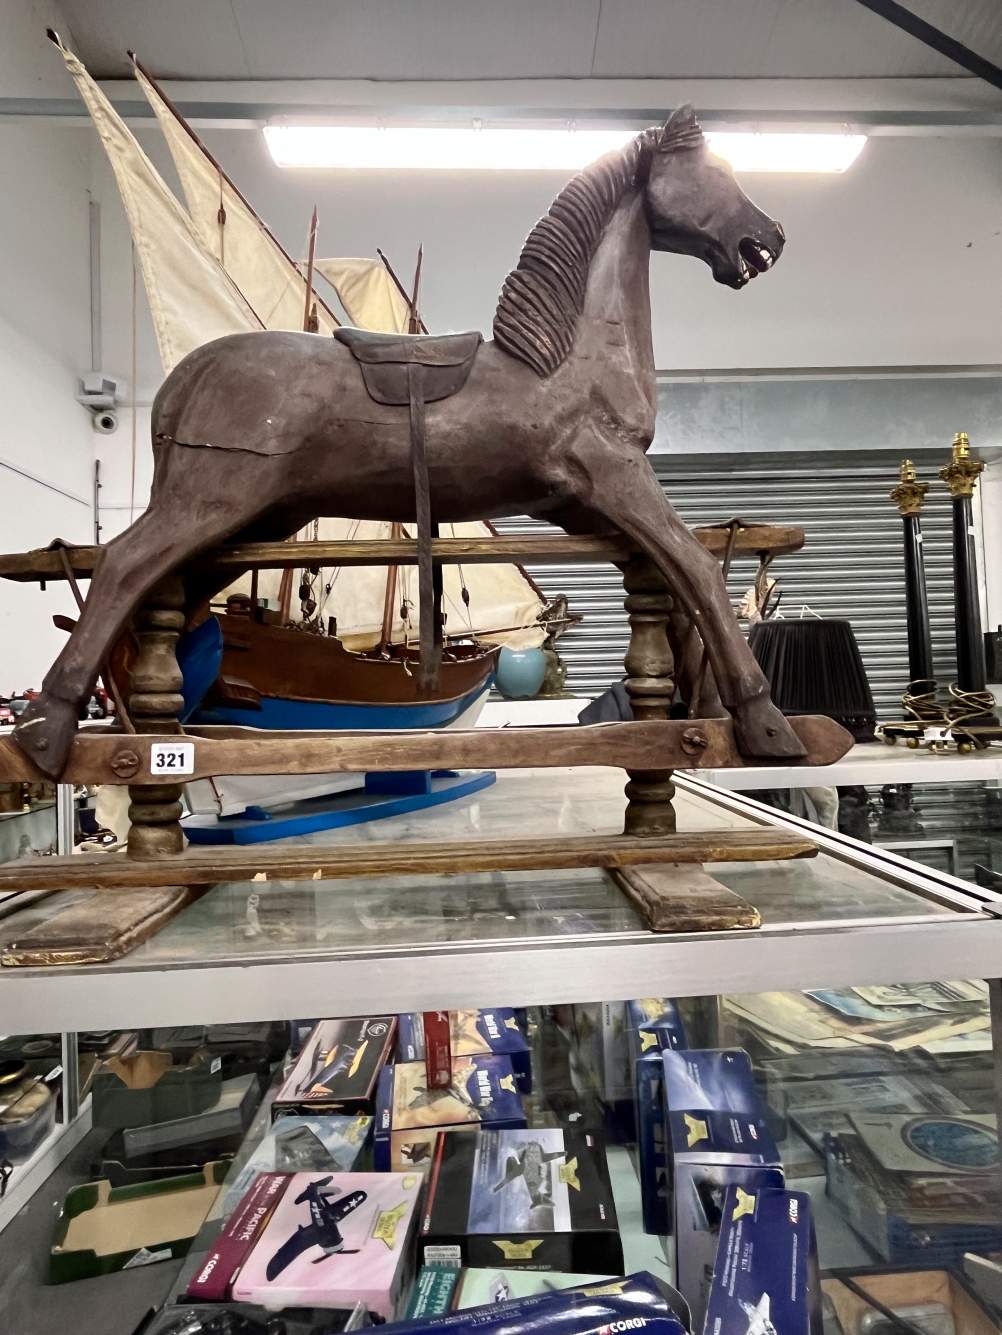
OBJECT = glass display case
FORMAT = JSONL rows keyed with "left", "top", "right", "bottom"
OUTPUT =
{"left": 0, "top": 766, "right": 1000, "bottom": 1335}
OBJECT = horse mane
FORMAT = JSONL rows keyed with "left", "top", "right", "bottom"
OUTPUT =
{"left": 493, "top": 111, "right": 703, "bottom": 377}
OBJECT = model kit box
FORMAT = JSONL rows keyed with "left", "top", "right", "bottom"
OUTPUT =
{"left": 186, "top": 1171, "right": 289, "bottom": 1302}
{"left": 628, "top": 999, "right": 688, "bottom": 1060}
{"left": 382, "top": 1273, "right": 689, "bottom": 1335}
{"left": 703, "top": 1186, "right": 820, "bottom": 1335}
{"left": 419, "top": 1126, "right": 624, "bottom": 1274}
{"left": 631, "top": 999, "right": 688, "bottom": 1233}
{"left": 406, "top": 1264, "right": 461, "bottom": 1318}
{"left": 49, "top": 1161, "right": 229, "bottom": 1284}
{"left": 399, "top": 1009, "right": 532, "bottom": 1094}
{"left": 454, "top": 1268, "right": 618, "bottom": 1307}
{"left": 662, "top": 1049, "right": 784, "bottom": 1330}
{"left": 224, "top": 1114, "right": 371, "bottom": 1216}
{"left": 232, "top": 1171, "right": 421, "bottom": 1319}
{"left": 374, "top": 1055, "right": 526, "bottom": 1172}
{"left": 274, "top": 1018, "right": 396, "bottom": 1118}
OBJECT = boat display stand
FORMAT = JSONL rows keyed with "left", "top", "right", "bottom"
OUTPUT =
{"left": 181, "top": 768, "right": 497, "bottom": 845}
{"left": 0, "top": 526, "right": 850, "bottom": 962}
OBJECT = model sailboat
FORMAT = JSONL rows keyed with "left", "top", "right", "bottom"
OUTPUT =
{"left": 52, "top": 35, "right": 546, "bottom": 828}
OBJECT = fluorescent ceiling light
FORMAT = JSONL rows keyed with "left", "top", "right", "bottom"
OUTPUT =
{"left": 264, "top": 125, "right": 867, "bottom": 174}
{"left": 706, "top": 132, "right": 867, "bottom": 173}
{"left": 264, "top": 126, "right": 634, "bottom": 171}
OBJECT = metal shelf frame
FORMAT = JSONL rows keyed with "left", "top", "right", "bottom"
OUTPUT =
{"left": 1, "top": 777, "right": 1000, "bottom": 1034}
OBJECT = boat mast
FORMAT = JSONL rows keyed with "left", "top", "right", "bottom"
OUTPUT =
{"left": 127, "top": 51, "right": 341, "bottom": 328}
{"left": 303, "top": 206, "right": 319, "bottom": 332}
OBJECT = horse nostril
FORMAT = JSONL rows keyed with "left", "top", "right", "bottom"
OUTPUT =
{"left": 775, "top": 221, "right": 786, "bottom": 240}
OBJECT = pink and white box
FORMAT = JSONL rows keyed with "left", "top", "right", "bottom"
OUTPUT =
{"left": 233, "top": 1171, "right": 421, "bottom": 1319}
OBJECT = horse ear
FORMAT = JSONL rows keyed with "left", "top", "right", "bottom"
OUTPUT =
{"left": 659, "top": 104, "right": 704, "bottom": 152}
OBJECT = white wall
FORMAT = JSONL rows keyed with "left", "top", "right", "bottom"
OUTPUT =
{"left": 0, "top": 1, "right": 98, "bottom": 692}
{"left": 186, "top": 128, "right": 1002, "bottom": 371}
{"left": 86, "top": 124, "right": 1002, "bottom": 526}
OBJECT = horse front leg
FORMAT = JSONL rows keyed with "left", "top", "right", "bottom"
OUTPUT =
{"left": 548, "top": 433, "right": 804, "bottom": 759}
{"left": 15, "top": 453, "right": 285, "bottom": 779}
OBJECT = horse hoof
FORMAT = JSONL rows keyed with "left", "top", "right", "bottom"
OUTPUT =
{"left": 12, "top": 696, "right": 78, "bottom": 780}
{"left": 732, "top": 695, "right": 806, "bottom": 759}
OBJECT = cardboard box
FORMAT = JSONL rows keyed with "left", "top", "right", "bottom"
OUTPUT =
{"left": 49, "top": 1161, "right": 229, "bottom": 1283}
{"left": 273, "top": 1017, "right": 397, "bottom": 1118}
{"left": 419, "top": 1126, "right": 624, "bottom": 1274}
{"left": 121, "top": 1073, "right": 260, "bottom": 1157}
{"left": 232, "top": 1171, "right": 421, "bottom": 1319}
{"left": 703, "top": 1186, "right": 820, "bottom": 1335}
{"left": 186, "top": 1171, "right": 290, "bottom": 1301}
{"left": 822, "top": 1266, "right": 1002, "bottom": 1335}
{"left": 91, "top": 1050, "right": 222, "bottom": 1129}
{"left": 662, "top": 1049, "right": 784, "bottom": 1330}
{"left": 374, "top": 1056, "right": 526, "bottom": 1172}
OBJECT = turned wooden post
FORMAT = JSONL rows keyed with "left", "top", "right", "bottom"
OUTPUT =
{"left": 622, "top": 554, "right": 676, "bottom": 836}
{"left": 127, "top": 574, "right": 186, "bottom": 859}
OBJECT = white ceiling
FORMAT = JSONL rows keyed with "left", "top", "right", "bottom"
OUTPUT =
{"left": 55, "top": 0, "right": 1002, "bottom": 83}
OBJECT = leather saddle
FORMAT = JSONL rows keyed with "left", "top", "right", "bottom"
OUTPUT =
{"left": 335, "top": 327, "right": 483, "bottom": 695}
{"left": 334, "top": 328, "right": 482, "bottom": 405}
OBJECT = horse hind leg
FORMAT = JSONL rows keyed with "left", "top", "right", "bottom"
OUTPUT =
{"left": 546, "top": 436, "right": 804, "bottom": 759}
{"left": 14, "top": 478, "right": 277, "bottom": 779}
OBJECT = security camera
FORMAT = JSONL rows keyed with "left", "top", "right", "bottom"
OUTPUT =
{"left": 93, "top": 408, "right": 118, "bottom": 434}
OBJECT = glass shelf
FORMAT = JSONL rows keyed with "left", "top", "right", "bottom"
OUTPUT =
{"left": 1, "top": 770, "right": 999, "bottom": 1034}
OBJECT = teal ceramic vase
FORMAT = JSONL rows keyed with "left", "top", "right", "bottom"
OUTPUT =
{"left": 495, "top": 646, "right": 547, "bottom": 700}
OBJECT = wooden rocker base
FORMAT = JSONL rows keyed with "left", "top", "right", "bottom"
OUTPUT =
{"left": 0, "top": 828, "right": 816, "bottom": 895}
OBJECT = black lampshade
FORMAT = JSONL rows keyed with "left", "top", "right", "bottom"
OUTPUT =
{"left": 749, "top": 618, "right": 876, "bottom": 743}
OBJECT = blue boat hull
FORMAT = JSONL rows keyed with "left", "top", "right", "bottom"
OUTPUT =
{"left": 189, "top": 679, "right": 492, "bottom": 731}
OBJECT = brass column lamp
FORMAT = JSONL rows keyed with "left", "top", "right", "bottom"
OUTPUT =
{"left": 890, "top": 459, "right": 934, "bottom": 689}
{"left": 939, "top": 432, "right": 998, "bottom": 726}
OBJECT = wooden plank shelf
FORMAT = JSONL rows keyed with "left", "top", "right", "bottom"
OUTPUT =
{"left": 0, "top": 524, "right": 805, "bottom": 583}
{"left": 0, "top": 828, "right": 817, "bottom": 894}
{"left": 0, "top": 716, "right": 852, "bottom": 786}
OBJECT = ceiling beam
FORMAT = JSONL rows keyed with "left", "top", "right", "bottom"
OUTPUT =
{"left": 852, "top": 0, "right": 1002, "bottom": 93}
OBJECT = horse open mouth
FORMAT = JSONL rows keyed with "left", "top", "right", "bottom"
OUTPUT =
{"left": 737, "top": 237, "right": 779, "bottom": 281}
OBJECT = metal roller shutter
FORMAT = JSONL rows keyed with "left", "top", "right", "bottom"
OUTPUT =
{"left": 493, "top": 456, "right": 988, "bottom": 851}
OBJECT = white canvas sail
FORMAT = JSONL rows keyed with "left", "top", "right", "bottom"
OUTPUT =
{"left": 51, "top": 35, "right": 262, "bottom": 373}
{"left": 226, "top": 518, "right": 546, "bottom": 650}
{"left": 314, "top": 258, "right": 410, "bottom": 334}
{"left": 60, "top": 37, "right": 545, "bottom": 649}
{"left": 133, "top": 61, "right": 340, "bottom": 337}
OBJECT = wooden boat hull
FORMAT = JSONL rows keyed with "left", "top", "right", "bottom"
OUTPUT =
{"left": 185, "top": 612, "right": 499, "bottom": 731}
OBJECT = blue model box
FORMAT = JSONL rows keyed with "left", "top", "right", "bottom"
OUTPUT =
{"left": 398, "top": 1010, "right": 533, "bottom": 1094}
{"left": 374, "top": 1055, "right": 526, "bottom": 1172}
{"left": 627, "top": 999, "right": 688, "bottom": 1060}
{"left": 662, "top": 1049, "right": 784, "bottom": 1331}
{"left": 703, "top": 1186, "right": 821, "bottom": 1335}
{"left": 631, "top": 998, "right": 688, "bottom": 1232}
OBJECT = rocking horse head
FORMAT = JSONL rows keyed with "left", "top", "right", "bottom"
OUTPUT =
{"left": 645, "top": 105, "right": 785, "bottom": 289}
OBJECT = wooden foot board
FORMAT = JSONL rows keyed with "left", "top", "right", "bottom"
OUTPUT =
{"left": 0, "top": 715, "right": 851, "bottom": 785}
{"left": 612, "top": 865, "right": 761, "bottom": 932}
{"left": 0, "top": 828, "right": 816, "bottom": 894}
{"left": 0, "top": 887, "right": 200, "bottom": 966}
